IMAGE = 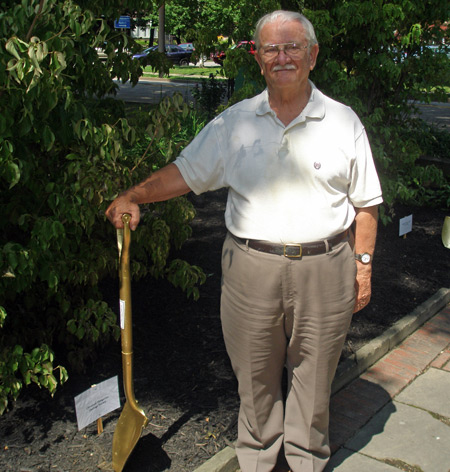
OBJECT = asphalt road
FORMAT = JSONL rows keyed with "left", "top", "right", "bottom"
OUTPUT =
{"left": 413, "top": 101, "right": 450, "bottom": 130}
{"left": 112, "top": 77, "right": 199, "bottom": 104}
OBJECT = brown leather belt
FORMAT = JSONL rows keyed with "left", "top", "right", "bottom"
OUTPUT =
{"left": 231, "top": 230, "right": 349, "bottom": 258}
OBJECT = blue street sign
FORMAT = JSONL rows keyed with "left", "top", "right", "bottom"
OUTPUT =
{"left": 114, "top": 16, "right": 131, "bottom": 29}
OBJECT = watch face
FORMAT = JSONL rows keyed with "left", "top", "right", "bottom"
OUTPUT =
{"left": 361, "top": 253, "right": 371, "bottom": 264}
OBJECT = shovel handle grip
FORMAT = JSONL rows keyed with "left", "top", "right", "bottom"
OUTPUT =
{"left": 120, "top": 213, "right": 131, "bottom": 268}
{"left": 122, "top": 213, "right": 131, "bottom": 227}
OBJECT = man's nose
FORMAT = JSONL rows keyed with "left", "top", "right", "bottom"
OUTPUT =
{"left": 276, "top": 49, "right": 291, "bottom": 64}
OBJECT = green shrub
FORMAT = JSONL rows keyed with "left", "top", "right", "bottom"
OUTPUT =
{"left": 0, "top": 0, "right": 206, "bottom": 413}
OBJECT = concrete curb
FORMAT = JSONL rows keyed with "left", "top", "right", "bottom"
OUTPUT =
{"left": 193, "top": 446, "right": 239, "bottom": 472}
{"left": 193, "top": 287, "right": 450, "bottom": 472}
{"left": 332, "top": 287, "right": 450, "bottom": 394}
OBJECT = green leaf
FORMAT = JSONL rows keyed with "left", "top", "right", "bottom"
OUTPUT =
{"left": 13, "top": 345, "right": 24, "bottom": 357}
{"left": 7, "top": 251, "right": 18, "bottom": 271}
{"left": 0, "top": 307, "right": 6, "bottom": 328}
{"left": 76, "top": 326, "right": 85, "bottom": 340}
{"left": 42, "top": 126, "right": 55, "bottom": 151}
{"left": 23, "top": 371, "right": 31, "bottom": 385}
{"left": 67, "top": 319, "right": 77, "bottom": 334}
{"left": 48, "top": 271, "right": 58, "bottom": 289}
{"left": 36, "top": 41, "right": 48, "bottom": 62}
{"left": 3, "top": 162, "right": 21, "bottom": 188}
{"left": 5, "top": 38, "right": 21, "bottom": 60}
{"left": 60, "top": 367, "right": 69, "bottom": 384}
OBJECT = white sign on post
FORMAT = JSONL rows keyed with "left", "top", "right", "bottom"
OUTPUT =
{"left": 399, "top": 214, "right": 413, "bottom": 237}
{"left": 74, "top": 376, "right": 121, "bottom": 431}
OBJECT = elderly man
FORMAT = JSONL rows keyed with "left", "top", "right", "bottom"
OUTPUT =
{"left": 106, "top": 10, "right": 382, "bottom": 472}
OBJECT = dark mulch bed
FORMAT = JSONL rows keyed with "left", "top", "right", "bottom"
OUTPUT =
{"left": 1, "top": 189, "right": 449, "bottom": 472}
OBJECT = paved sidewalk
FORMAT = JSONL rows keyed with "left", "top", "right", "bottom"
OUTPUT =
{"left": 195, "top": 289, "right": 450, "bottom": 472}
{"left": 325, "top": 302, "right": 450, "bottom": 471}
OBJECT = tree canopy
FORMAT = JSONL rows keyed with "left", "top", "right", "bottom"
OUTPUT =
{"left": 218, "top": 0, "right": 449, "bottom": 213}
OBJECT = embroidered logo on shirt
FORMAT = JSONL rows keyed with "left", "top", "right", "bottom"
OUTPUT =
{"left": 314, "top": 162, "right": 321, "bottom": 170}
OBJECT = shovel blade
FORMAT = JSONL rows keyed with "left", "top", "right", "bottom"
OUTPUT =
{"left": 112, "top": 401, "right": 149, "bottom": 472}
{"left": 443, "top": 216, "right": 450, "bottom": 249}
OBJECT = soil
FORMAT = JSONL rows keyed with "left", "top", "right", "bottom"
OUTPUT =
{"left": 1, "top": 190, "right": 449, "bottom": 472}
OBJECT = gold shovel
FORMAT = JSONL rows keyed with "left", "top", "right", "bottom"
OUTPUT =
{"left": 112, "top": 213, "right": 149, "bottom": 472}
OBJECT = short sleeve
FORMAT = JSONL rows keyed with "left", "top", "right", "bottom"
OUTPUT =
{"left": 174, "top": 117, "right": 227, "bottom": 195}
{"left": 348, "top": 128, "right": 383, "bottom": 208}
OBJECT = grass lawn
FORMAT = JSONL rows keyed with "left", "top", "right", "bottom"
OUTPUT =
{"left": 142, "top": 64, "right": 223, "bottom": 79}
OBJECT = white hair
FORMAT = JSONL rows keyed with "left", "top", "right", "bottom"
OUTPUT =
{"left": 254, "top": 10, "right": 318, "bottom": 48}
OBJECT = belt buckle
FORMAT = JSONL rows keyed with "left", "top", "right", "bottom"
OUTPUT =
{"left": 284, "top": 244, "right": 302, "bottom": 258}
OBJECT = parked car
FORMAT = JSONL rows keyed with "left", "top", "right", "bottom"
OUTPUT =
{"left": 178, "top": 42, "right": 195, "bottom": 51}
{"left": 211, "top": 49, "right": 226, "bottom": 65}
{"left": 212, "top": 40, "right": 257, "bottom": 65}
{"left": 133, "top": 45, "right": 193, "bottom": 66}
{"left": 95, "top": 41, "right": 133, "bottom": 61}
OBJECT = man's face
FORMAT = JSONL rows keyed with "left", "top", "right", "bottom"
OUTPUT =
{"left": 255, "top": 19, "right": 319, "bottom": 91}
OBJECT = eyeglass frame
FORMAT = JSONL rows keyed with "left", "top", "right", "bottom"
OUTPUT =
{"left": 259, "top": 42, "right": 309, "bottom": 59}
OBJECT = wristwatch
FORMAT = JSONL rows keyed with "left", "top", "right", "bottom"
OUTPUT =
{"left": 355, "top": 252, "right": 372, "bottom": 264}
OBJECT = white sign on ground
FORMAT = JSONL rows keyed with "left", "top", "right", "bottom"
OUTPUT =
{"left": 74, "top": 376, "right": 121, "bottom": 431}
{"left": 399, "top": 214, "right": 413, "bottom": 237}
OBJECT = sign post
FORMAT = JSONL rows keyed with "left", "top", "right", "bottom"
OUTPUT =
{"left": 399, "top": 214, "right": 413, "bottom": 239}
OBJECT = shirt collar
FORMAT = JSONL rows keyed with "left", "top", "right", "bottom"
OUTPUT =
{"left": 255, "top": 89, "right": 272, "bottom": 116}
{"left": 302, "top": 82, "right": 325, "bottom": 120}
{"left": 255, "top": 81, "right": 325, "bottom": 121}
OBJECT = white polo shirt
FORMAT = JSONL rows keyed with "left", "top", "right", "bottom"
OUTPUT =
{"left": 174, "top": 82, "right": 383, "bottom": 243}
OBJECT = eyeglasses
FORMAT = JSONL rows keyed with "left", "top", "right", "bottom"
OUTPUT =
{"left": 260, "top": 42, "right": 308, "bottom": 59}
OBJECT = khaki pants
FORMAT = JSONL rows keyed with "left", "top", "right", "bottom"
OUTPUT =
{"left": 220, "top": 233, "right": 356, "bottom": 472}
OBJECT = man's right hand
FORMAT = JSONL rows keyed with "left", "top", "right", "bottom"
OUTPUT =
{"left": 104, "top": 164, "right": 192, "bottom": 231}
{"left": 105, "top": 194, "right": 140, "bottom": 230}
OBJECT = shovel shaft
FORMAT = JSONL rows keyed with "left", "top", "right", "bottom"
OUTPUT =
{"left": 118, "top": 214, "right": 144, "bottom": 408}
{"left": 119, "top": 214, "right": 138, "bottom": 404}
{"left": 119, "top": 214, "right": 133, "bottom": 356}
{"left": 122, "top": 352, "right": 136, "bottom": 404}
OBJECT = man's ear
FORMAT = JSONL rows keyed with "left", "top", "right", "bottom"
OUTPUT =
{"left": 255, "top": 52, "right": 264, "bottom": 75}
{"left": 309, "top": 44, "right": 319, "bottom": 71}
